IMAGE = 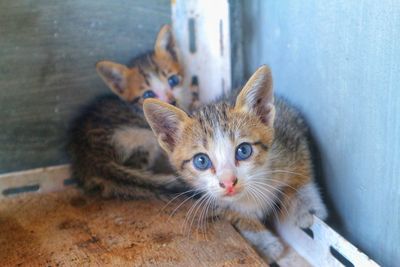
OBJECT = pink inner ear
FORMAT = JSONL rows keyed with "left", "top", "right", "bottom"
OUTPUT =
{"left": 258, "top": 104, "right": 271, "bottom": 123}
{"left": 156, "top": 119, "right": 180, "bottom": 151}
{"left": 161, "top": 131, "right": 175, "bottom": 147}
{"left": 112, "top": 81, "right": 124, "bottom": 94}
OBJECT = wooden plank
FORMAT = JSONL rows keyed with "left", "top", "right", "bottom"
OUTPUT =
{"left": 0, "top": 164, "right": 71, "bottom": 200}
{"left": 0, "top": 188, "right": 267, "bottom": 266}
{"left": 0, "top": 0, "right": 170, "bottom": 174}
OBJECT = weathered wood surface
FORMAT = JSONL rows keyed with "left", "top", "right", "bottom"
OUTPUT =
{"left": 0, "top": 0, "right": 170, "bottom": 174}
{"left": 0, "top": 188, "right": 267, "bottom": 266}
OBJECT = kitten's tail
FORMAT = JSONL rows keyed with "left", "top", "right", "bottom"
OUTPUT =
{"left": 74, "top": 161, "right": 187, "bottom": 199}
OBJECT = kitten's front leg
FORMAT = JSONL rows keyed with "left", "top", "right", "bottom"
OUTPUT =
{"left": 223, "top": 211, "right": 285, "bottom": 264}
{"left": 286, "top": 182, "right": 328, "bottom": 228}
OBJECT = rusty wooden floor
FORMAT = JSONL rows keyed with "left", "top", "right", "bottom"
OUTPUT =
{"left": 0, "top": 188, "right": 267, "bottom": 267}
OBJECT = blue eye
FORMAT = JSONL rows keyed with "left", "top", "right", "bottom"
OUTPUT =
{"left": 193, "top": 153, "right": 212, "bottom": 171}
{"left": 168, "top": 75, "right": 180, "bottom": 88}
{"left": 143, "top": 90, "right": 156, "bottom": 99}
{"left": 235, "top": 143, "right": 253, "bottom": 161}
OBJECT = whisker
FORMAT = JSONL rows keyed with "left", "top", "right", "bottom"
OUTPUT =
{"left": 248, "top": 184, "right": 278, "bottom": 216}
{"left": 189, "top": 194, "right": 210, "bottom": 235}
{"left": 169, "top": 190, "right": 203, "bottom": 221}
{"left": 257, "top": 168, "right": 309, "bottom": 180}
{"left": 253, "top": 181, "right": 290, "bottom": 222}
{"left": 249, "top": 179, "right": 297, "bottom": 216}
{"left": 250, "top": 183, "right": 291, "bottom": 220}
{"left": 199, "top": 194, "right": 213, "bottom": 236}
{"left": 249, "top": 176, "right": 300, "bottom": 193}
{"left": 161, "top": 188, "right": 198, "bottom": 212}
{"left": 183, "top": 193, "right": 208, "bottom": 235}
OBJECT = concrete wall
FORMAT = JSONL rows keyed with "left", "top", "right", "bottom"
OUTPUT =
{"left": 242, "top": 1, "right": 400, "bottom": 266}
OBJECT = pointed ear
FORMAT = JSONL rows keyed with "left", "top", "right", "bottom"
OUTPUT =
{"left": 143, "top": 99, "right": 190, "bottom": 153}
{"left": 154, "top": 24, "right": 178, "bottom": 61}
{"left": 235, "top": 65, "right": 276, "bottom": 128}
{"left": 96, "top": 61, "right": 130, "bottom": 97}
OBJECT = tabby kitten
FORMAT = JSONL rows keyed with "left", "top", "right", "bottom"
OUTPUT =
{"left": 143, "top": 66, "right": 327, "bottom": 262}
{"left": 68, "top": 25, "right": 190, "bottom": 198}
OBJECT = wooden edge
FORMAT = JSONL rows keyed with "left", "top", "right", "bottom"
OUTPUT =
{"left": 0, "top": 164, "right": 71, "bottom": 200}
{"left": 277, "top": 215, "right": 380, "bottom": 267}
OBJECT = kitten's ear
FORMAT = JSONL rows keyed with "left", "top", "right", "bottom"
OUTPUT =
{"left": 143, "top": 99, "right": 190, "bottom": 153}
{"left": 154, "top": 24, "right": 178, "bottom": 61}
{"left": 235, "top": 65, "right": 275, "bottom": 128}
{"left": 96, "top": 61, "right": 130, "bottom": 97}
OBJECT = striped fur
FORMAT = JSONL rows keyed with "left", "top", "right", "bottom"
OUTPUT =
{"left": 143, "top": 66, "right": 327, "bottom": 263}
{"left": 67, "top": 25, "right": 190, "bottom": 199}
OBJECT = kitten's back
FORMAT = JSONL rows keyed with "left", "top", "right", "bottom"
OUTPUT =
{"left": 68, "top": 95, "right": 184, "bottom": 198}
{"left": 67, "top": 94, "right": 147, "bottom": 183}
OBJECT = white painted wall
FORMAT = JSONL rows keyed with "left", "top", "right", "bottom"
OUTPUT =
{"left": 241, "top": 1, "right": 400, "bottom": 266}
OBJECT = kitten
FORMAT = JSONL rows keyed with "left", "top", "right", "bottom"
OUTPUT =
{"left": 96, "top": 25, "right": 191, "bottom": 110}
{"left": 143, "top": 65, "right": 328, "bottom": 263}
{"left": 68, "top": 25, "right": 190, "bottom": 198}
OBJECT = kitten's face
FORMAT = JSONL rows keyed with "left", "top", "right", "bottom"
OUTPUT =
{"left": 96, "top": 25, "right": 187, "bottom": 108}
{"left": 144, "top": 66, "right": 276, "bottom": 213}
{"left": 173, "top": 104, "right": 274, "bottom": 204}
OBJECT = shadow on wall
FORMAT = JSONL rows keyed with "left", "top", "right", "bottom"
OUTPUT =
{"left": 306, "top": 123, "right": 343, "bottom": 230}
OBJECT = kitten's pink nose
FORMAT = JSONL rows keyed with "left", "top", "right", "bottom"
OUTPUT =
{"left": 219, "top": 176, "right": 238, "bottom": 195}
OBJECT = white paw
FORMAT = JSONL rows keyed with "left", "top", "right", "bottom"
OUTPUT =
{"left": 313, "top": 205, "right": 328, "bottom": 221}
{"left": 289, "top": 182, "right": 328, "bottom": 228}
{"left": 294, "top": 209, "right": 314, "bottom": 229}
{"left": 258, "top": 235, "right": 285, "bottom": 263}
{"left": 242, "top": 230, "right": 285, "bottom": 263}
{"left": 292, "top": 203, "right": 328, "bottom": 228}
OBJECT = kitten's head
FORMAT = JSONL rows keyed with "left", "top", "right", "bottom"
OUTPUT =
{"left": 96, "top": 25, "right": 186, "bottom": 107}
{"left": 144, "top": 66, "right": 276, "bottom": 212}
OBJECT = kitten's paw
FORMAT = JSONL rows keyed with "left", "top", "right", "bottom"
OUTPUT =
{"left": 259, "top": 236, "right": 285, "bottom": 263}
{"left": 242, "top": 230, "right": 285, "bottom": 263}
{"left": 312, "top": 205, "right": 328, "bottom": 221}
{"left": 294, "top": 209, "right": 314, "bottom": 229}
{"left": 294, "top": 205, "right": 328, "bottom": 228}
{"left": 289, "top": 182, "right": 328, "bottom": 228}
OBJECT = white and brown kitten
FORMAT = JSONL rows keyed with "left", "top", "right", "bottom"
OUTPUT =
{"left": 68, "top": 25, "right": 192, "bottom": 198}
{"left": 143, "top": 65, "right": 327, "bottom": 263}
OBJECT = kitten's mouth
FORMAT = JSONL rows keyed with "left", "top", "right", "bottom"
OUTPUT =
{"left": 222, "top": 187, "right": 243, "bottom": 198}
{"left": 224, "top": 189, "right": 237, "bottom": 196}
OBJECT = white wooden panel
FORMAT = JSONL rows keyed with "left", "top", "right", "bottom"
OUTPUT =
{"left": 171, "top": 0, "right": 231, "bottom": 103}
{"left": 0, "top": 164, "right": 70, "bottom": 199}
{"left": 278, "top": 216, "right": 380, "bottom": 267}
